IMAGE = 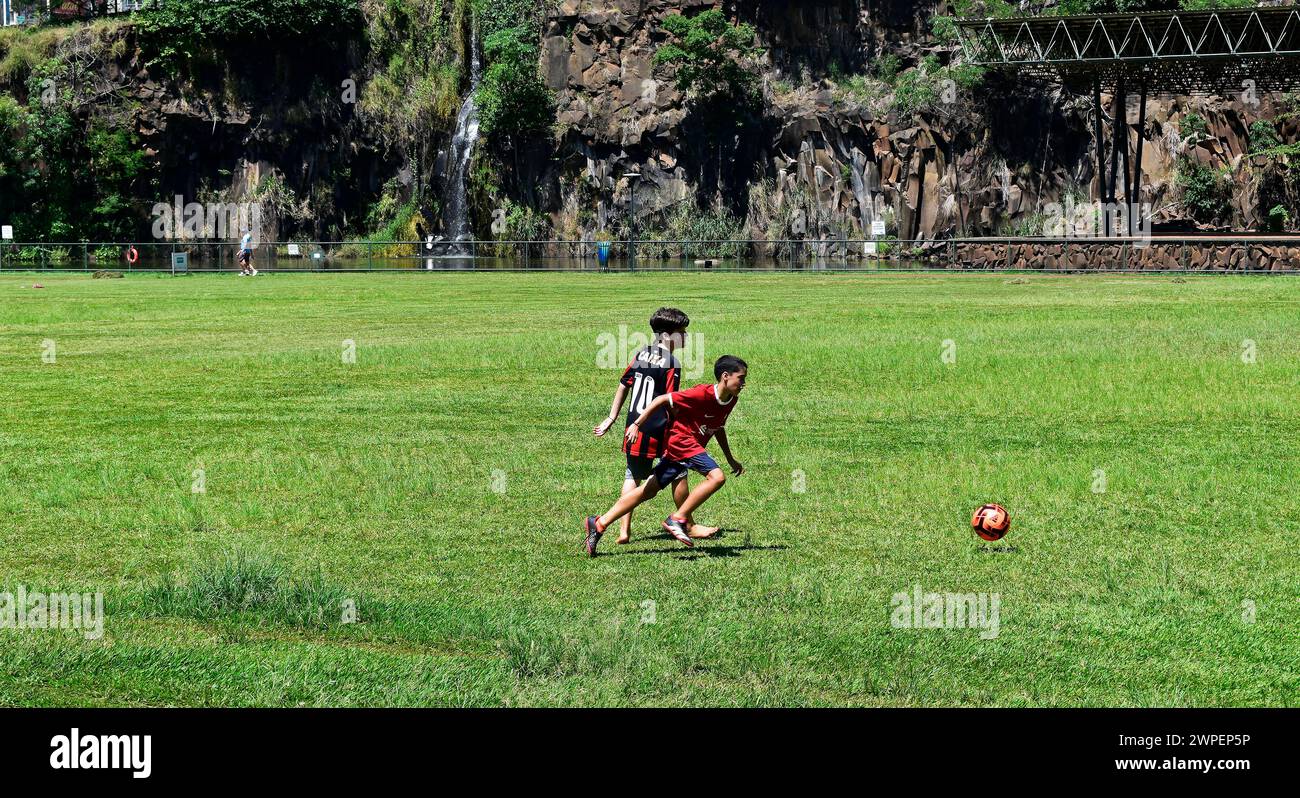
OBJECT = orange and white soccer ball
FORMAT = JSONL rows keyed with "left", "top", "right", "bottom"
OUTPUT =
{"left": 971, "top": 503, "right": 1011, "bottom": 541}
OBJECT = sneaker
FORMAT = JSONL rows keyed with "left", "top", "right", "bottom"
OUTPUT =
{"left": 250, "top": 268, "right": 258, "bottom": 276}
{"left": 583, "top": 516, "right": 604, "bottom": 557}
{"left": 662, "top": 515, "right": 693, "bottom": 548}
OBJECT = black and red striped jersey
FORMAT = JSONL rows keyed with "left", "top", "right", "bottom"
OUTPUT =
{"left": 619, "top": 343, "right": 681, "bottom": 458}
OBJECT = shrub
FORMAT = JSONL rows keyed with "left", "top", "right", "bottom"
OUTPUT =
{"left": 1180, "top": 113, "right": 1209, "bottom": 141}
{"left": 1249, "top": 119, "right": 1281, "bottom": 153}
{"left": 892, "top": 56, "right": 942, "bottom": 118}
{"left": 0, "top": 58, "right": 148, "bottom": 242}
{"left": 654, "top": 10, "right": 758, "bottom": 102}
{"left": 1267, "top": 204, "right": 1290, "bottom": 233}
{"left": 636, "top": 201, "right": 745, "bottom": 260}
{"left": 140, "top": 0, "right": 362, "bottom": 66}
{"left": 951, "top": 63, "right": 985, "bottom": 92}
{"left": 874, "top": 52, "right": 901, "bottom": 85}
{"left": 477, "top": 26, "right": 554, "bottom": 140}
{"left": 931, "top": 16, "right": 959, "bottom": 44}
{"left": 951, "top": 0, "right": 1017, "bottom": 17}
{"left": 360, "top": 0, "right": 465, "bottom": 143}
{"left": 1175, "top": 160, "right": 1233, "bottom": 224}
{"left": 487, "top": 198, "right": 551, "bottom": 256}
{"left": 470, "top": 0, "right": 546, "bottom": 38}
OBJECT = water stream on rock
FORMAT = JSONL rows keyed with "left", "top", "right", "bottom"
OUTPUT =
{"left": 442, "top": 19, "right": 482, "bottom": 248}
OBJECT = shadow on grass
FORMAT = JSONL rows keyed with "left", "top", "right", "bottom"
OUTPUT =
{"left": 607, "top": 530, "right": 787, "bottom": 560}
{"left": 642, "top": 527, "right": 735, "bottom": 542}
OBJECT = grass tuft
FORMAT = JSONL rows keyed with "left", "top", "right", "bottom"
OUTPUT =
{"left": 141, "top": 549, "right": 352, "bottom": 630}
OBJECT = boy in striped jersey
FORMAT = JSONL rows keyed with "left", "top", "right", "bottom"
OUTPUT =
{"left": 591, "top": 307, "right": 718, "bottom": 551}
{"left": 586, "top": 355, "right": 746, "bottom": 554}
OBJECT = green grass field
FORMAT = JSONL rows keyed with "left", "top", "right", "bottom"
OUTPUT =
{"left": 0, "top": 271, "right": 1296, "bottom": 707}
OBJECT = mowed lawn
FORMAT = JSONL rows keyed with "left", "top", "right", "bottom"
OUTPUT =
{"left": 0, "top": 270, "right": 1296, "bottom": 707}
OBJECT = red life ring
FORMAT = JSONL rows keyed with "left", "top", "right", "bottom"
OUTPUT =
{"left": 126, "top": 246, "right": 139, "bottom": 264}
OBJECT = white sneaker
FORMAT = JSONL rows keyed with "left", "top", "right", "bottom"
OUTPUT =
{"left": 251, "top": 268, "right": 258, "bottom": 276}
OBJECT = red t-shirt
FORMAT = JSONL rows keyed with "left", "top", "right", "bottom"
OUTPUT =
{"left": 662, "top": 383, "right": 738, "bottom": 461}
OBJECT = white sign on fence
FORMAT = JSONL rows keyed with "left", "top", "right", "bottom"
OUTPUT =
{"left": 871, "top": 220, "right": 886, "bottom": 238}
{"left": 864, "top": 242, "right": 877, "bottom": 255}
{"left": 1, "top": 225, "right": 12, "bottom": 240}
{"left": 286, "top": 243, "right": 301, "bottom": 256}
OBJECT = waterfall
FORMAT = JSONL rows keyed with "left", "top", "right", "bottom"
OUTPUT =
{"left": 442, "top": 20, "right": 482, "bottom": 245}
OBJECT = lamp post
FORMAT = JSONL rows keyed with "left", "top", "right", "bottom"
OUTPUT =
{"left": 626, "top": 171, "right": 640, "bottom": 271}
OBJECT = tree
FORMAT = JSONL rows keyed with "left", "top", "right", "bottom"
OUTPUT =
{"left": 476, "top": 25, "right": 554, "bottom": 140}
{"left": 653, "top": 10, "right": 761, "bottom": 209}
{"left": 653, "top": 10, "right": 758, "bottom": 104}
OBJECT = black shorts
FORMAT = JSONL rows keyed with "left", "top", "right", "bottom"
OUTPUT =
{"left": 625, "top": 454, "right": 655, "bottom": 482}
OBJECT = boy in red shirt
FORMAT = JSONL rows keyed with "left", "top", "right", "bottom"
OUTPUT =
{"left": 584, "top": 355, "right": 747, "bottom": 555}
{"left": 592, "top": 307, "right": 718, "bottom": 544}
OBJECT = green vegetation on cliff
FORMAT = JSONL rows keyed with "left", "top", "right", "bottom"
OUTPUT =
{"left": 653, "top": 10, "right": 762, "bottom": 211}
{"left": 0, "top": 22, "right": 148, "bottom": 242}
{"left": 140, "top": 0, "right": 362, "bottom": 67}
{"left": 361, "top": 0, "right": 467, "bottom": 144}
{"left": 2, "top": 1, "right": 1296, "bottom": 244}
{"left": 654, "top": 9, "right": 758, "bottom": 102}
{"left": 1175, "top": 161, "right": 1234, "bottom": 225}
{"left": 477, "top": 25, "right": 554, "bottom": 141}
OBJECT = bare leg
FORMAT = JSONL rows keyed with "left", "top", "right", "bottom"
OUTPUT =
{"left": 672, "top": 477, "right": 718, "bottom": 538}
{"left": 670, "top": 468, "right": 726, "bottom": 521}
{"left": 672, "top": 477, "right": 691, "bottom": 526}
{"left": 617, "top": 478, "right": 637, "bottom": 544}
{"left": 598, "top": 477, "right": 663, "bottom": 529}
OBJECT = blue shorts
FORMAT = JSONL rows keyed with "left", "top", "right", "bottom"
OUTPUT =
{"left": 652, "top": 452, "right": 720, "bottom": 486}
{"left": 625, "top": 454, "right": 655, "bottom": 482}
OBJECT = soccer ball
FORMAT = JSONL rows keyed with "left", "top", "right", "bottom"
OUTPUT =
{"left": 971, "top": 503, "right": 1011, "bottom": 541}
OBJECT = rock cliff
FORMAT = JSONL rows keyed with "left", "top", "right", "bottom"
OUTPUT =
{"left": 1, "top": 2, "right": 1295, "bottom": 244}
{"left": 539, "top": 0, "right": 1298, "bottom": 243}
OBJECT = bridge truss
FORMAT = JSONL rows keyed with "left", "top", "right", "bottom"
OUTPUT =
{"left": 956, "top": 7, "right": 1300, "bottom": 235}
